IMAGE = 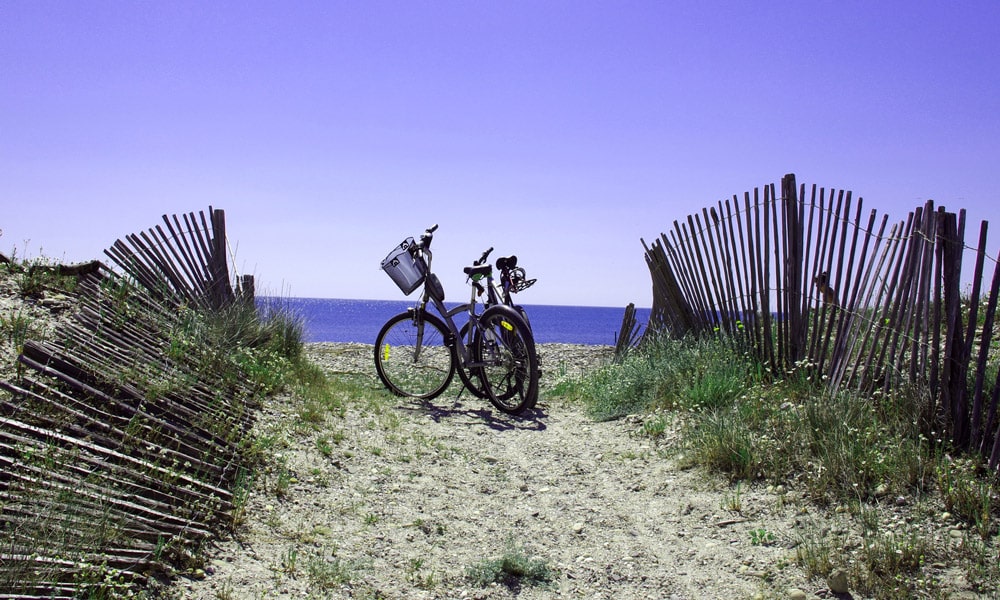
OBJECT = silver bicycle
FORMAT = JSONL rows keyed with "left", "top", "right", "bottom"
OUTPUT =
{"left": 374, "top": 225, "right": 539, "bottom": 414}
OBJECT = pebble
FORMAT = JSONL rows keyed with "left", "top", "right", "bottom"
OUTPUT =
{"left": 827, "top": 568, "right": 849, "bottom": 593}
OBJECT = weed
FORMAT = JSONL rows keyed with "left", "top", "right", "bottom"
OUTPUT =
{"left": 683, "top": 360, "right": 746, "bottom": 411}
{"left": 466, "top": 540, "right": 557, "bottom": 589}
{"left": 305, "top": 550, "right": 353, "bottom": 589}
{"left": 215, "top": 580, "right": 235, "bottom": 600}
{"left": 641, "top": 415, "right": 668, "bottom": 437}
{"left": 849, "top": 508, "right": 933, "bottom": 598}
{"left": 721, "top": 481, "right": 743, "bottom": 512}
{"left": 280, "top": 546, "right": 299, "bottom": 575}
{"left": 936, "top": 456, "right": 996, "bottom": 539}
{"left": 316, "top": 436, "right": 334, "bottom": 457}
{"left": 274, "top": 466, "right": 293, "bottom": 498}
{"left": 793, "top": 524, "right": 834, "bottom": 578}
{"left": 0, "top": 305, "right": 43, "bottom": 350}
{"left": 17, "top": 259, "right": 78, "bottom": 298}
{"left": 683, "top": 406, "right": 758, "bottom": 480}
{"left": 230, "top": 467, "right": 255, "bottom": 529}
{"left": 406, "top": 557, "right": 438, "bottom": 589}
{"left": 749, "top": 528, "right": 776, "bottom": 546}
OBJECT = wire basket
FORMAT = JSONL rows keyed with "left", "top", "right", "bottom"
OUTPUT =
{"left": 381, "top": 237, "right": 427, "bottom": 295}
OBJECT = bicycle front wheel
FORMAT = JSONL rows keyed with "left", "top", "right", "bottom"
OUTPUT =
{"left": 374, "top": 310, "right": 456, "bottom": 399}
{"left": 474, "top": 305, "right": 539, "bottom": 414}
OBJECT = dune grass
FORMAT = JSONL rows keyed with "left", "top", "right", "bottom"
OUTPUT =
{"left": 558, "top": 332, "right": 1000, "bottom": 598}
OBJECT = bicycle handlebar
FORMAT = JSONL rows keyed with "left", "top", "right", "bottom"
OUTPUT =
{"left": 418, "top": 224, "right": 438, "bottom": 250}
{"left": 475, "top": 247, "right": 494, "bottom": 265}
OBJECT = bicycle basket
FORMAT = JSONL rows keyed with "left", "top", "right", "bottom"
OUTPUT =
{"left": 381, "top": 237, "right": 427, "bottom": 295}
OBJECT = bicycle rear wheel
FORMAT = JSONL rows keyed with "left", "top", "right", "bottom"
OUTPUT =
{"left": 374, "top": 309, "right": 455, "bottom": 399}
{"left": 474, "top": 305, "right": 539, "bottom": 414}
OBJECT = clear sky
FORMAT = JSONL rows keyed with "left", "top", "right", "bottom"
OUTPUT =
{"left": 3, "top": 1, "right": 999, "bottom": 308}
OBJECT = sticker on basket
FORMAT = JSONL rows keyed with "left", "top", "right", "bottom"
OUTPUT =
{"left": 383, "top": 344, "right": 391, "bottom": 361}
{"left": 501, "top": 320, "right": 513, "bottom": 331}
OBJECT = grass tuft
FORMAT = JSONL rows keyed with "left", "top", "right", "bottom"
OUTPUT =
{"left": 466, "top": 540, "right": 558, "bottom": 589}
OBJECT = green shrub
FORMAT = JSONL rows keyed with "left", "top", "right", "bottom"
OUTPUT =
{"left": 466, "top": 540, "right": 557, "bottom": 589}
{"left": 564, "top": 333, "right": 751, "bottom": 421}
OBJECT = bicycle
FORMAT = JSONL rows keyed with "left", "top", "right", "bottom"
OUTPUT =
{"left": 457, "top": 246, "right": 537, "bottom": 402}
{"left": 374, "top": 225, "right": 540, "bottom": 414}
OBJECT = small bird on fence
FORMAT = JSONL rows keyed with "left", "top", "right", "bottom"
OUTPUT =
{"left": 813, "top": 271, "right": 840, "bottom": 307}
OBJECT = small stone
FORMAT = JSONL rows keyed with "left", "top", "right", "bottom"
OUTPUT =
{"left": 787, "top": 589, "right": 808, "bottom": 600}
{"left": 572, "top": 522, "right": 585, "bottom": 534}
{"left": 827, "top": 568, "right": 849, "bottom": 593}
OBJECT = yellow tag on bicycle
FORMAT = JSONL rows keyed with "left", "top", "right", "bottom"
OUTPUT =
{"left": 501, "top": 320, "right": 513, "bottom": 331}
{"left": 383, "top": 344, "right": 391, "bottom": 361}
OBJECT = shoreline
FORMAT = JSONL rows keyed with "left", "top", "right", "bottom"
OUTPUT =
{"left": 304, "top": 342, "right": 617, "bottom": 392}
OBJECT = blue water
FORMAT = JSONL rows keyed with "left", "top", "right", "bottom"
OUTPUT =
{"left": 258, "top": 298, "right": 650, "bottom": 346}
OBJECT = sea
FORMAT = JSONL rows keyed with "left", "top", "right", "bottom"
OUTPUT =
{"left": 258, "top": 298, "right": 651, "bottom": 346}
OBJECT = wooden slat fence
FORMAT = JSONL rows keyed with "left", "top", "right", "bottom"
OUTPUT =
{"left": 614, "top": 303, "right": 643, "bottom": 361}
{"left": 644, "top": 173, "right": 1000, "bottom": 471}
{"left": 103, "top": 207, "right": 239, "bottom": 310}
{"left": 0, "top": 208, "right": 256, "bottom": 597}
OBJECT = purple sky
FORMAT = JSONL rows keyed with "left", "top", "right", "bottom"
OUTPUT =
{"left": 4, "top": 1, "right": 999, "bottom": 307}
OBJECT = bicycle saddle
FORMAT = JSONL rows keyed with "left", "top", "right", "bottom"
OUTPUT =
{"left": 496, "top": 255, "right": 517, "bottom": 271}
{"left": 464, "top": 264, "right": 492, "bottom": 278}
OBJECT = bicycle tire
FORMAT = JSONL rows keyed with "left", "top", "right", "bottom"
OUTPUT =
{"left": 474, "top": 305, "right": 539, "bottom": 414}
{"left": 514, "top": 305, "right": 531, "bottom": 332}
{"left": 458, "top": 305, "right": 534, "bottom": 399}
{"left": 513, "top": 305, "right": 540, "bottom": 408}
{"left": 456, "top": 321, "right": 489, "bottom": 399}
{"left": 374, "top": 309, "right": 456, "bottom": 399}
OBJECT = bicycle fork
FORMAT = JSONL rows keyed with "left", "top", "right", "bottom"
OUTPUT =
{"left": 403, "top": 308, "right": 435, "bottom": 364}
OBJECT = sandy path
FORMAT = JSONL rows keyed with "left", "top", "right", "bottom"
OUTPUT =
{"left": 175, "top": 344, "right": 813, "bottom": 599}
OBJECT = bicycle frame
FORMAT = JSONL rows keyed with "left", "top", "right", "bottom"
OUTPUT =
{"left": 410, "top": 244, "right": 491, "bottom": 371}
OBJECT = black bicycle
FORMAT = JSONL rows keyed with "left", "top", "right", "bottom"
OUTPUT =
{"left": 374, "top": 225, "right": 539, "bottom": 414}
{"left": 456, "top": 246, "right": 537, "bottom": 403}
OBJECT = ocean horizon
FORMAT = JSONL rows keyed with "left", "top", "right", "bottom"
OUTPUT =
{"left": 258, "top": 297, "right": 651, "bottom": 346}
